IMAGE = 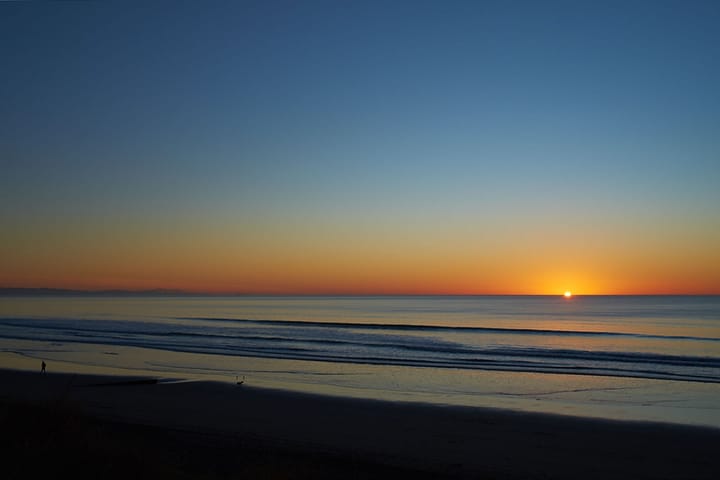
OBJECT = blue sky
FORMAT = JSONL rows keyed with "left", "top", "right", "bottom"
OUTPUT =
{"left": 1, "top": 1, "right": 719, "bottom": 293}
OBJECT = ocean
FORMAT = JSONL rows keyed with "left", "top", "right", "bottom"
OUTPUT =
{"left": 1, "top": 295, "right": 719, "bottom": 427}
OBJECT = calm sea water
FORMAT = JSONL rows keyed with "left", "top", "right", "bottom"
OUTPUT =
{"left": 1, "top": 295, "right": 719, "bottom": 427}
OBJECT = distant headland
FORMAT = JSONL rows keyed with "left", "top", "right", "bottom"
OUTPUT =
{"left": 0, "top": 288, "right": 190, "bottom": 297}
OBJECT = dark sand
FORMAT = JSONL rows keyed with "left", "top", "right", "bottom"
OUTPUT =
{"left": 1, "top": 369, "right": 718, "bottom": 479}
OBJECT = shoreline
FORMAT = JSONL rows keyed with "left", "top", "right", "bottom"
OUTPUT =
{"left": 2, "top": 368, "right": 719, "bottom": 478}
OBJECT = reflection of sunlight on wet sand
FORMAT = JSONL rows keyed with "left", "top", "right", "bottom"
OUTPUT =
{"left": 3, "top": 338, "right": 720, "bottom": 428}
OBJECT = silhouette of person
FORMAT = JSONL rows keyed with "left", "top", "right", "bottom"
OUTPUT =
{"left": 41, "top": 361, "right": 46, "bottom": 373}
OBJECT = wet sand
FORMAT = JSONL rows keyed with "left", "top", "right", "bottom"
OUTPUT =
{"left": 1, "top": 368, "right": 718, "bottom": 479}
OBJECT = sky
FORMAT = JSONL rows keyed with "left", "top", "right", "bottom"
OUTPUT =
{"left": 1, "top": 0, "right": 719, "bottom": 295}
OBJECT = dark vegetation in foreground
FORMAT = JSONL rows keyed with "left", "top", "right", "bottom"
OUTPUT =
{"left": 1, "top": 400, "right": 441, "bottom": 480}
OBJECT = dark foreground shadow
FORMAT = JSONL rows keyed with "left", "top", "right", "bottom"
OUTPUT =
{"left": 0, "top": 400, "right": 442, "bottom": 480}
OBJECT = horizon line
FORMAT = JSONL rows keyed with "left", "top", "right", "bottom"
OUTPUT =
{"left": 1, "top": 287, "right": 718, "bottom": 297}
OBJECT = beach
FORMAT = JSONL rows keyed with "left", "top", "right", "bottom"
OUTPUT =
{"left": 3, "top": 295, "right": 719, "bottom": 429}
{"left": 4, "top": 0, "right": 720, "bottom": 477}
{"left": 2, "top": 368, "right": 718, "bottom": 479}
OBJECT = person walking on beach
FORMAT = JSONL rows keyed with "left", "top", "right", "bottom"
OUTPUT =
{"left": 41, "top": 361, "right": 46, "bottom": 373}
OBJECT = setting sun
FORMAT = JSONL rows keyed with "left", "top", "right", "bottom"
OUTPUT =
{"left": 564, "top": 291, "right": 572, "bottom": 298}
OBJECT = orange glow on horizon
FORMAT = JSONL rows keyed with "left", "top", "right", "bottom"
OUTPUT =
{"left": 1, "top": 215, "right": 719, "bottom": 296}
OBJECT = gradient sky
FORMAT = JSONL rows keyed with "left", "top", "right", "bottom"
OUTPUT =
{"left": 1, "top": 0, "right": 719, "bottom": 295}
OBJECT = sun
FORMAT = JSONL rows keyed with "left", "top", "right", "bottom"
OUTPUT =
{"left": 563, "top": 291, "right": 572, "bottom": 298}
